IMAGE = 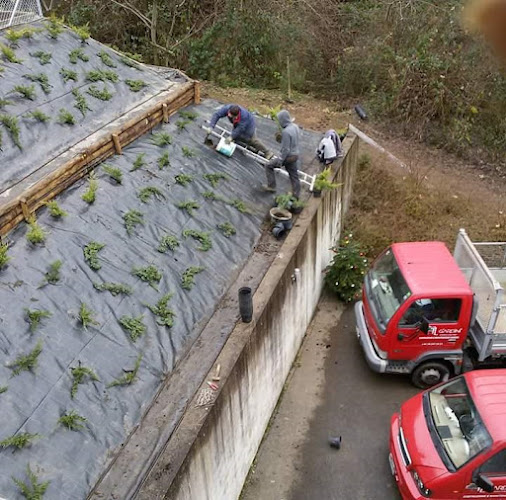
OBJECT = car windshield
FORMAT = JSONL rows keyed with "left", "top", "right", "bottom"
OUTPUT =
{"left": 367, "top": 249, "right": 411, "bottom": 329}
{"left": 427, "top": 377, "right": 492, "bottom": 469}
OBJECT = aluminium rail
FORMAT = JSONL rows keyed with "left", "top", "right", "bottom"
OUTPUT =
{"left": 204, "top": 123, "right": 316, "bottom": 191}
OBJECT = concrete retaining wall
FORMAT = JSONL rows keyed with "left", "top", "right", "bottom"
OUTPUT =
{"left": 137, "top": 134, "right": 359, "bottom": 500}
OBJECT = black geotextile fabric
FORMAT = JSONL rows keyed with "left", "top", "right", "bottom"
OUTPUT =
{"left": 0, "top": 19, "right": 183, "bottom": 194}
{"left": 0, "top": 99, "right": 321, "bottom": 499}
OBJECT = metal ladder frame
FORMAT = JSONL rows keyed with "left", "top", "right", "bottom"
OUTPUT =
{"left": 204, "top": 124, "right": 316, "bottom": 191}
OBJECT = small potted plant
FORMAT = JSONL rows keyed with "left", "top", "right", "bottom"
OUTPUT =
{"left": 274, "top": 193, "right": 305, "bottom": 215}
{"left": 312, "top": 168, "right": 341, "bottom": 197}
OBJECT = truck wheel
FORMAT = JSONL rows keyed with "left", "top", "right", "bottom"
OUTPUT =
{"left": 411, "top": 362, "right": 450, "bottom": 389}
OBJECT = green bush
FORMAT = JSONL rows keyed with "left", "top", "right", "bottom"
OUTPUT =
{"left": 324, "top": 234, "right": 368, "bottom": 303}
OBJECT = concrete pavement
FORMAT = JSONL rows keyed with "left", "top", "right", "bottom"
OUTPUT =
{"left": 241, "top": 291, "right": 418, "bottom": 500}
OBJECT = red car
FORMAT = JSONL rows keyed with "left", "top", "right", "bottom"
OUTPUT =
{"left": 389, "top": 369, "right": 506, "bottom": 499}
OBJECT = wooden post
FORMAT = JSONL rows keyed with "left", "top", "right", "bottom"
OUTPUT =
{"left": 287, "top": 57, "right": 291, "bottom": 100}
{"left": 20, "top": 198, "right": 30, "bottom": 221}
{"left": 112, "top": 134, "right": 122, "bottom": 155}
{"left": 194, "top": 81, "right": 201, "bottom": 104}
{"left": 162, "top": 103, "right": 169, "bottom": 123}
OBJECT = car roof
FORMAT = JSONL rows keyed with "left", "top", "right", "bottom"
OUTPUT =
{"left": 466, "top": 369, "right": 506, "bottom": 442}
{"left": 392, "top": 242, "right": 473, "bottom": 297}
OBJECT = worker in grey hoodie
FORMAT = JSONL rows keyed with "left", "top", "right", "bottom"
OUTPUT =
{"left": 263, "top": 110, "right": 301, "bottom": 199}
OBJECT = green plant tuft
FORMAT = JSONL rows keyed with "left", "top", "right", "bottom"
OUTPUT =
{"left": 70, "top": 363, "right": 99, "bottom": 399}
{"left": 78, "top": 302, "right": 98, "bottom": 329}
{"left": 72, "top": 88, "right": 91, "bottom": 117}
{"left": 57, "top": 108, "right": 75, "bottom": 125}
{"left": 41, "top": 260, "right": 62, "bottom": 285}
{"left": 8, "top": 340, "right": 43, "bottom": 375}
{"left": 69, "top": 47, "right": 89, "bottom": 64}
{"left": 182, "top": 229, "right": 212, "bottom": 251}
{"left": 157, "top": 235, "right": 179, "bottom": 253}
{"left": 13, "top": 464, "right": 50, "bottom": 500}
{"left": 25, "top": 309, "right": 51, "bottom": 332}
{"left": 60, "top": 67, "right": 78, "bottom": 83}
{"left": 151, "top": 132, "right": 172, "bottom": 147}
{"left": 130, "top": 153, "right": 146, "bottom": 171}
{"left": 174, "top": 174, "right": 194, "bottom": 186}
{"left": 26, "top": 109, "right": 50, "bottom": 123}
{"left": 45, "top": 200, "right": 67, "bottom": 218}
{"left": 69, "top": 23, "right": 90, "bottom": 42}
{"left": 324, "top": 234, "right": 368, "bottom": 302}
{"left": 58, "top": 410, "right": 87, "bottom": 431}
{"left": 83, "top": 241, "right": 105, "bottom": 270}
{"left": 98, "top": 50, "right": 117, "bottom": 68}
{"left": 0, "top": 242, "right": 10, "bottom": 269}
{"left": 203, "top": 173, "right": 229, "bottom": 188}
{"left": 1, "top": 432, "right": 40, "bottom": 451}
{"left": 120, "top": 55, "right": 142, "bottom": 69}
{"left": 119, "top": 315, "right": 146, "bottom": 342}
{"left": 23, "top": 73, "right": 51, "bottom": 94}
{"left": 179, "top": 110, "right": 198, "bottom": 121}
{"left": 138, "top": 186, "right": 165, "bottom": 203}
{"left": 26, "top": 217, "right": 47, "bottom": 245}
{"left": 93, "top": 281, "right": 132, "bottom": 296}
{"left": 157, "top": 151, "right": 170, "bottom": 169}
{"left": 0, "top": 98, "right": 12, "bottom": 109}
{"left": 217, "top": 222, "right": 236, "bottom": 237}
{"left": 102, "top": 164, "right": 122, "bottom": 183}
{"left": 5, "top": 27, "right": 42, "bottom": 46}
{"left": 45, "top": 15, "right": 64, "bottom": 39}
{"left": 81, "top": 174, "right": 98, "bottom": 203}
{"left": 146, "top": 293, "right": 175, "bottom": 327}
{"left": 107, "top": 354, "right": 142, "bottom": 387}
{"left": 12, "top": 464, "right": 50, "bottom": 500}
{"left": 176, "top": 200, "right": 200, "bottom": 216}
{"left": 87, "top": 84, "right": 113, "bottom": 101}
{"left": 31, "top": 50, "right": 52, "bottom": 65}
{"left": 86, "top": 69, "right": 118, "bottom": 83}
{"left": 132, "top": 265, "right": 162, "bottom": 289}
{"left": 229, "top": 199, "right": 252, "bottom": 214}
{"left": 182, "top": 146, "right": 196, "bottom": 158}
{"left": 123, "top": 210, "right": 144, "bottom": 236}
{"left": 314, "top": 168, "right": 341, "bottom": 192}
{"left": 176, "top": 119, "right": 191, "bottom": 132}
{"left": 181, "top": 266, "right": 205, "bottom": 290}
{"left": 125, "top": 79, "right": 147, "bottom": 92}
{"left": 0, "top": 386, "right": 7, "bottom": 394}
{"left": 12, "top": 84, "right": 36, "bottom": 100}
{"left": 0, "top": 43, "right": 22, "bottom": 63}
{"left": 0, "top": 114, "right": 22, "bottom": 149}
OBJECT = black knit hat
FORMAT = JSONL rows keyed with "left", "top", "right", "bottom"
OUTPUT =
{"left": 229, "top": 105, "right": 240, "bottom": 116}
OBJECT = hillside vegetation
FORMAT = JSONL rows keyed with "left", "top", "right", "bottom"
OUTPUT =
{"left": 55, "top": 0, "right": 505, "bottom": 165}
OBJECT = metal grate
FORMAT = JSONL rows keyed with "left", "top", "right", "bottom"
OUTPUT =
{"left": 0, "top": 0, "right": 42, "bottom": 30}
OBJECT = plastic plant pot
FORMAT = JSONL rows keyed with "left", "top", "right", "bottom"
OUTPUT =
{"left": 238, "top": 287, "right": 253, "bottom": 323}
{"left": 272, "top": 222, "right": 286, "bottom": 239}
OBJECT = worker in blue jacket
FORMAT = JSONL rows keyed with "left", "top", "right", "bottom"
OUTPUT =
{"left": 208, "top": 104, "right": 273, "bottom": 159}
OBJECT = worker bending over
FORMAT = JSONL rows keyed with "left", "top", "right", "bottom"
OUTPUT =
{"left": 207, "top": 104, "right": 273, "bottom": 159}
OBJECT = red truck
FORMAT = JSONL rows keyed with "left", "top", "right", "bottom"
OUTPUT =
{"left": 355, "top": 229, "right": 506, "bottom": 388}
{"left": 389, "top": 369, "right": 506, "bottom": 499}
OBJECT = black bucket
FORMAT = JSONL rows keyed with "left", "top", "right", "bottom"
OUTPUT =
{"left": 238, "top": 287, "right": 253, "bottom": 323}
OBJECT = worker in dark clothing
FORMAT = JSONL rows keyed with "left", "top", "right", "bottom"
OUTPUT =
{"left": 207, "top": 104, "right": 273, "bottom": 158}
{"left": 263, "top": 110, "right": 301, "bottom": 199}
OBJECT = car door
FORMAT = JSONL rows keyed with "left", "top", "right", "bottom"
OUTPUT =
{"left": 391, "top": 297, "right": 463, "bottom": 360}
{"left": 463, "top": 448, "right": 506, "bottom": 498}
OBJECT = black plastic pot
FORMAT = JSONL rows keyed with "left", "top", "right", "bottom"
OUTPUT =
{"left": 313, "top": 190, "right": 322, "bottom": 198}
{"left": 238, "top": 287, "right": 253, "bottom": 323}
{"left": 354, "top": 104, "right": 368, "bottom": 120}
{"left": 272, "top": 222, "right": 286, "bottom": 239}
{"left": 290, "top": 205, "right": 303, "bottom": 214}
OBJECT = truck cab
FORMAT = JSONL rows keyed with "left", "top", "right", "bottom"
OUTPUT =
{"left": 389, "top": 369, "right": 506, "bottom": 499}
{"left": 355, "top": 230, "right": 506, "bottom": 388}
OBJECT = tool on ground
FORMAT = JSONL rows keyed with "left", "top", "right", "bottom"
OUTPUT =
{"left": 203, "top": 123, "right": 316, "bottom": 191}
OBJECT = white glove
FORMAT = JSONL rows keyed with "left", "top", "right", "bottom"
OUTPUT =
{"left": 225, "top": 136, "right": 233, "bottom": 145}
{"left": 203, "top": 126, "right": 212, "bottom": 134}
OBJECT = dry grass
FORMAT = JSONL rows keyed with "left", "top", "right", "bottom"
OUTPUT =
{"left": 347, "top": 149, "right": 506, "bottom": 258}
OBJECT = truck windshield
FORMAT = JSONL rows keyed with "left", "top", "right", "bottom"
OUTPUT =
{"left": 425, "top": 377, "right": 492, "bottom": 470}
{"left": 367, "top": 249, "right": 410, "bottom": 329}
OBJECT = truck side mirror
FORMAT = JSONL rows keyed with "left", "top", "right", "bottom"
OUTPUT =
{"left": 473, "top": 473, "right": 494, "bottom": 493}
{"left": 420, "top": 317, "right": 429, "bottom": 334}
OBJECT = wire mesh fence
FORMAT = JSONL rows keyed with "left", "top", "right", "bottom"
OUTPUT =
{"left": 0, "top": 0, "right": 42, "bottom": 30}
